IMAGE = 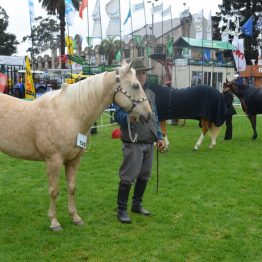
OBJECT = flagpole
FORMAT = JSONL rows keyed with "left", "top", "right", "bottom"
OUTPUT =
{"left": 86, "top": 5, "right": 91, "bottom": 75}
{"left": 129, "top": 0, "right": 134, "bottom": 58}
{"left": 119, "top": 0, "right": 122, "bottom": 62}
{"left": 143, "top": 0, "right": 149, "bottom": 68}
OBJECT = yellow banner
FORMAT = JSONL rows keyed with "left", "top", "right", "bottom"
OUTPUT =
{"left": 24, "top": 56, "right": 35, "bottom": 100}
{"left": 65, "top": 36, "right": 74, "bottom": 55}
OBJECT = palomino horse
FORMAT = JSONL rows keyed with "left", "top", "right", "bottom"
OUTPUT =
{"left": 149, "top": 84, "right": 226, "bottom": 150}
{"left": 0, "top": 61, "right": 152, "bottom": 230}
{"left": 223, "top": 79, "right": 262, "bottom": 139}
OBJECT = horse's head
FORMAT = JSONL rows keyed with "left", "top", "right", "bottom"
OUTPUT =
{"left": 223, "top": 79, "right": 245, "bottom": 98}
{"left": 113, "top": 60, "right": 152, "bottom": 122}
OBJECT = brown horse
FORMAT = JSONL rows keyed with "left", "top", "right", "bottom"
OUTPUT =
{"left": 223, "top": 79, "right": 262, "bottom": 139}
{"left": 0, "top": 61, "right": 152, "bottom": 230}
{"left": 149, "top": 84, "right": 226, "bottom": 150}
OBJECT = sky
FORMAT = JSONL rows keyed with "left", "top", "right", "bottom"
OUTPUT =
{"left": 0, "top": 0, "right": 222, "bottom": 56}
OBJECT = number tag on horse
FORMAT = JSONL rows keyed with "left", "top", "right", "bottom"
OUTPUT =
{"left": 76, "top": 133, "right": 87, "bottom": 149}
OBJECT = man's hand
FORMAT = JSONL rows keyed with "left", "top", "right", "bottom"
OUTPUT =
{"left": 156, "top": 140, "right": 165, "bottom": 151}
{"left": 129, "top": 115, "right": 137, "bottom": 123}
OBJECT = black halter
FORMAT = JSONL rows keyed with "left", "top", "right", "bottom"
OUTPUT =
{"left": 113, "top": 68, "right": 148, "bottom": 113}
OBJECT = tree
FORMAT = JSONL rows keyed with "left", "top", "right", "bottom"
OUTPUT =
{"left": 0, "top": 7, "right": 19, "bottom": 55}
{"left": 38, "top": 0, "right": 80, "bottom": 68}
{"left": 99, "top": 38, "right": 122, "bottom": 65}
{"left": 216, "top": 0, "right": 262, "bottom": 64}
{"left": 22, "top": 16, "right": 60, "bottom": 56}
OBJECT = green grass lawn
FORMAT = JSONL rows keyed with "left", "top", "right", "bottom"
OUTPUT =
{"left": 0, "top": 110, "right": 262, "bottom": 261}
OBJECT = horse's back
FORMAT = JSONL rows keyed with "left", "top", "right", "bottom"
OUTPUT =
{"left": 248, "top": 88, "right": 262, "bottom": 114}
{"left": 149, "top": 85, "right": 226, "bottom": 126}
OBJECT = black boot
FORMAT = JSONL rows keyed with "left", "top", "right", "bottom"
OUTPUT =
{"left": 117, "top": 181, "right": 132, "bottom": 224}
{"left": 131, "top": 179, "right": 151, "bottom": 216}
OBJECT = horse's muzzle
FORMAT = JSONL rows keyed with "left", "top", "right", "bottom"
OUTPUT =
{"left": 139, "top": 112, "right": 151, "bottom": 123}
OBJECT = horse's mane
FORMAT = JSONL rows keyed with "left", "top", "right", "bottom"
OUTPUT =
{"left": 37, "top": 72, "right": 106, "bottom": 108}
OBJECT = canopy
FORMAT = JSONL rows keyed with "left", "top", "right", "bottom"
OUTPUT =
{"left": 174, "top": 37, "right": 236, "bottom": 50}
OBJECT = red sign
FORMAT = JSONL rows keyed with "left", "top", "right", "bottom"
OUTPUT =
{"left": 0, "top": 73, "right": 7, "bottom": 92}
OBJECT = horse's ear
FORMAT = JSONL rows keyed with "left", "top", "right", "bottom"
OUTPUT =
{"left": 226, "top": 78, "right": 229, "bottom": 83}
{"left": 127, "top": 60, "right": 133, "bottom": 72}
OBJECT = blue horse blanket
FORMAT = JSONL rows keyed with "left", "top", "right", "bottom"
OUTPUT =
{"left": 148, "top": 84, "right": 226, "bottom": 127}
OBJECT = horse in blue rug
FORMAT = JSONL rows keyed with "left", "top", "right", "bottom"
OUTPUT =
{"left": 148, "top": 84, "right": 226, "bottom": 150}
{"left": 223, "top": 80, "right": 262, "bottom": 139}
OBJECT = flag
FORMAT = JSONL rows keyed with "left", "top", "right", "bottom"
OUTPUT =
{"left": 123, "top": 5, "right": 131, "bottom": 25}
{"left": 161, "top": 6, "right": 171, "bottom": 17}
{"left": 105, "top": 0, "right": 120, "bottom": 37}
{"left": 203, "top": 49, "right": 211, "bottom": 60}
{"left": 221, "top": 18, "right": 230, "bottom": 42}
{"left": 152, "top": 2, "right": 163, "bottom": 15}
{"left": 65, "top": 36, "right": 74, "bottom": 56}
{"left": 167, "top": 37, "right": 173, "bottom": 56}
{"left": 86, "top": 37, "right": 93, "bottom": 48}
{"left": 232, "top": 35, "right": 246, "bottom": 72}
{"left": 28, "top": 0, "right": 35, "bottom": 23}
{"left": 79, "top": 0, "right": 88, "bottom": 19}
{"left": 146, "top": 46, "right": 152, "bottom": 56}
{"left": 92, "top": 0, "right": 102, "bottom": 38}
{"left": 73, "top": 39, "right": 76, "bottom": 50}
{"left": 24, "top": 56, "right": 35, "bottom": 100}
{"left": 65, "top": 0, "right": 76, "bottom": 26}
{"left": 241, "top": 16, "right": 253, "bottom": 36}
{"left": 194, "top": 10, "right": 203, "bottom": 39}
{"left": 133, "top": 35, "right": 142, "bottom": 47}
{"left": 132, "top": 2, "right": 144, "bottom": 13}
{"left": 115, "top": 50, "right": 121, "bottom": 61}
{"left": 256, "top": 17, "right": 262, "bottom": 30}
{"left": 206, "top": 11, "right": 212, "bottom": 40}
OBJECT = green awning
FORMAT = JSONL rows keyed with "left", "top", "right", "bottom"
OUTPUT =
{"left": 175, "top": 37, "right": 236, "bottom": 50}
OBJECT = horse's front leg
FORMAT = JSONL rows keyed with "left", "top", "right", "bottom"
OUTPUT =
{"left": 65, "top": 157, "right": 84, "bottom": 226}
{"left": 46, "top": 157, "right": 63, "bottom": 231}
{"left": 248, "top": 115, "right": 257, "bottom": 140}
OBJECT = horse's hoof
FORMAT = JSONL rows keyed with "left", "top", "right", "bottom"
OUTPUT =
{"left": 50, "top": 225, "right": 62, "bottom": 231}
{"left": 193, "top": 147, "right": 198, "bottom": 151}
{"left": 73, "top": 220, "right": 84, "bottom": 226}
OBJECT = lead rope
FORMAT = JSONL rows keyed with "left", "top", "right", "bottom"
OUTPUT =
{"left": 127, "top": 114, "right": 138, "bottom": 143}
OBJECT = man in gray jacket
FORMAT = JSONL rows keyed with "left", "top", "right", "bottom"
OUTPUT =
{"left": 114, "top": 60, "right": 165, "bottom": 224}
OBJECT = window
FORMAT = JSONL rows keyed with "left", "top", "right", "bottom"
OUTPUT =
{"left": 137, "top": 47, "right": 144, "bottom": 57}
{"left": 124, "top": 49, "right": 130, "bottom": 59}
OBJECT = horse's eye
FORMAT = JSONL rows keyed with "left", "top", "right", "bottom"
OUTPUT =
{"left": 132, "top": 84, "right": 139, "bottom": 90}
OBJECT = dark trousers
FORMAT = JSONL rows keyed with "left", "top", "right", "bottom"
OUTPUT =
{"left": 224, "top": 115, "right": 233, "bottom": 140}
